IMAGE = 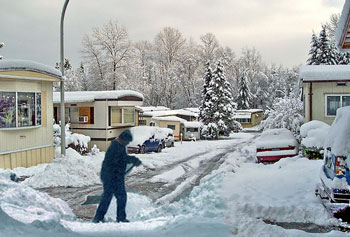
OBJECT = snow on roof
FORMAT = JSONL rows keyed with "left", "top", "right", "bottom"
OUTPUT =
{"left": 324, "top": 106, "right": 350, "bottom": 156}
{"left": 0, "top": 59, "right": 61, "bottom": 78}
{"left": 143, "top": 109, "right": 199, "bottom": 118}
{"left": 256, "top": 128, "right": 298, "bottom": 149}
{"left": 182, "top": 121, "right": 201, "bottom": 128}
{"left": 336, "top": 0, "right": 350, "bottom": 52}
{"left": 299, "top": 65, "right": 350, "bottom": 82}
{"left": 183, "top": 108, "right": 200, "bottom": 114}
{"left": 138, "top": 106, "right": 170, "bottom": 112}
{"left": 152, "top": 116, "right": 186, "bottom": 122}
{"left": 236, "top": 109, "right": 263, "bottom": 113}
{"left": 233, "top": 113, "right": 252, "bottom": 119}
{"left": 53, "top": 90, "right": 144, "bottom": 103}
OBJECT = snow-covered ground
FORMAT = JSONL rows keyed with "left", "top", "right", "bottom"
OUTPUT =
{"left": 0, "top": 132, "right": 347, "bottom": 236}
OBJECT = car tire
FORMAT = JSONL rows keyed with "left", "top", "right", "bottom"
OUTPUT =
{"left": 157, "top": 145, "right": 162, "bottom": 153}
{"left": 140, "top": 146, "right": 145, "bottom": 154}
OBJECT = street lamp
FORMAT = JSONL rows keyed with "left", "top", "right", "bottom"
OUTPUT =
{"left": 60, "top": 0, "right": 69, "bottom": 156}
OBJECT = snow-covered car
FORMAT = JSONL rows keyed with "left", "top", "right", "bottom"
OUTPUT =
{"left": 159, "top": 128, "right": 175, "bottom": 148}
{"left": 127, "top": 126, "right": 164, "bottom": 154}
{"left": 316, "top": 106, "right": 350, "bottom": 204}
{"left": 256, "top": 128, "right": 299, "bottom": 163}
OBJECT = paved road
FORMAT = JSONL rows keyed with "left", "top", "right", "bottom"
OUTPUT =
{"left": 38, "top": 135, "right": 258, "bottom": 221}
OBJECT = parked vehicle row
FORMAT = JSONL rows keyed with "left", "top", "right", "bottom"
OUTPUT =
{"left": 127, "top": 126, "right": 174, "bottom": 154}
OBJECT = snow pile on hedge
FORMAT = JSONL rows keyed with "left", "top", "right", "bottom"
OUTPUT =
{"left": 53, "top": 123, "right": 91, "bottom": 154}
{"left": 300, "top": 120, "right": 330, "bottom": 149}
{"left": 324, "top": 106, "right": 350, "bottom": 156}
{"left": 23, "top": 148, "right": 104, "bottom": 188}
{"left": 0, "top": 177, "right": 74, "bottom": 231}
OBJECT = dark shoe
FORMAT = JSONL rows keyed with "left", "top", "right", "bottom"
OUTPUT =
{"left": 117, "top": 219, "right": 130, "bottom": 223}
{"left": 92, "top": 218, "right": 105, "bottom": 223}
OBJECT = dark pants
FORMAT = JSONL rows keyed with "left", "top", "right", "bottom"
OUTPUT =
{"left": 93, "top": 180, "right": 127, "bottom": 222}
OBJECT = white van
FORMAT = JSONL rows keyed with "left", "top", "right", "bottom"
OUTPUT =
{"left": 180, "top": 121, "right": 201, "bottom": 141}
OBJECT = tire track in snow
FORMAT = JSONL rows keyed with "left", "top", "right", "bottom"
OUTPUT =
{"left": 152, "top": 135, "right": 259, "bottom": 203}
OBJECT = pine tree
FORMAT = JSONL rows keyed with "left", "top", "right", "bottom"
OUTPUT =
{"left": 202, "top": 61, "right": 239, "bottom": 138}
{"left": 237, "top": 70, "right": 252, "bottom": 110}
{"left": 199, "top": 62, "right": 213, "bottom": 125}
{"left": 338, "top": 52, "right": 350, "bottom": 65}
{"left": 307, "top": 32, "right": 320, "bottom": 65}
{"left": 317, "top": 25, "right": 338, "bottom": 65}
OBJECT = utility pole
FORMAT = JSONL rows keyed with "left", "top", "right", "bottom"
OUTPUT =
{"left": 60, "top": 0, "right": 69, "bottom": 156}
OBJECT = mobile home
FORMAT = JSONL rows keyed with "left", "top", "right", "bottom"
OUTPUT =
{"left": 0, "top": 60, "right": 61, "bottom": 169}
{"left": 53, "top": 90, "right": 143, "bottom": 151}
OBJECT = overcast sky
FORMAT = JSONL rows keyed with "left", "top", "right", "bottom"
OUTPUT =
{"left": 0, "top": 0, "right": 345, "bottom": 69}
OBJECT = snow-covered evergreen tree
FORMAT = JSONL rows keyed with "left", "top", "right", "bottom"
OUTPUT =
{"left": 338, "top": 52, "right": 350, "bottom": 65}
{"left": 201, "top": 61, "right": 240, "bottom": 138}
{"left": 307, "top": 32, "right": 320, "bottom": 65}
{"left": 199, "top": 62, "right": 213, "bottom": 124}
{"left": 236, "top": 70, "right": 252, "bottom": 110}
{"left": 317, "top": 25, "right": 338, "bottom": 65}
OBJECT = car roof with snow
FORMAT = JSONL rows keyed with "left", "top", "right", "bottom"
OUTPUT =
{"left": 129, "top": 126, "right": 167, "bottom": 147}
{"left": 256, "top": 128, "right": 298, "bottom": 149}
{"left": 324, "top": 106, "right": 350, "bottom": 156}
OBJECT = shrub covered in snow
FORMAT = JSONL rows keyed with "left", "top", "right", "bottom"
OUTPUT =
{"left": 300, "top": 120, "right": 330, "bottom": 159}
{"left": 53, "top": 123, "right": 91, "bottom": 155}
{"left": 262, "top": 91, "right": 303, "bottom": 139}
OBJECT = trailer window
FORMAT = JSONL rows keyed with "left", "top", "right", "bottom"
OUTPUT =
{"left": 0, "top": 91, "right": 42, "bottom": 129}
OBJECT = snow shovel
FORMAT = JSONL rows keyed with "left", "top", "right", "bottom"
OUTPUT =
{"left": 81, "top": 163, "right": 136, "bottom": 206}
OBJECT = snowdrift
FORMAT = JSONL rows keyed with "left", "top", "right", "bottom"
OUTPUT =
{"left": 23, "top": 148, "right": 104, "bottom": 188}
{"left": 0, "top": 177, "right": 75, "bottom": 236}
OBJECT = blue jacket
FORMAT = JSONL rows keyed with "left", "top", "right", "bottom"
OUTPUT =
{"left": 100, "top": 139, "right": 140, "bottom": 183}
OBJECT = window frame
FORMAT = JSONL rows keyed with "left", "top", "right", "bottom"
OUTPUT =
{"left": 0, "top": 91, "right": 42, "bottom": 130}
{"left": 167, "top": 124, "right": 176, "bottom": 130}
{"left": 325, "top": 94, "right": 350, "bottom": 117}
{"left": 110, "top": 107, "right": 136, "bottom": 126}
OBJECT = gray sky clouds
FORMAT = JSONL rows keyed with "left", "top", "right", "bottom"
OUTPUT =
{"left": 0, "top": 0, "right": 345, "bottom": 68}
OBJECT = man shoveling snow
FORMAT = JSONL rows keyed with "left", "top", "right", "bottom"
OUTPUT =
{"left": 92, "top": 130, "right": 142, "bottom": 223}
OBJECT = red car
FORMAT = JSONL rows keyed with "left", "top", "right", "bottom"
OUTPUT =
{"left": 256, "top": 128, "right": 299, "bottom": 163}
